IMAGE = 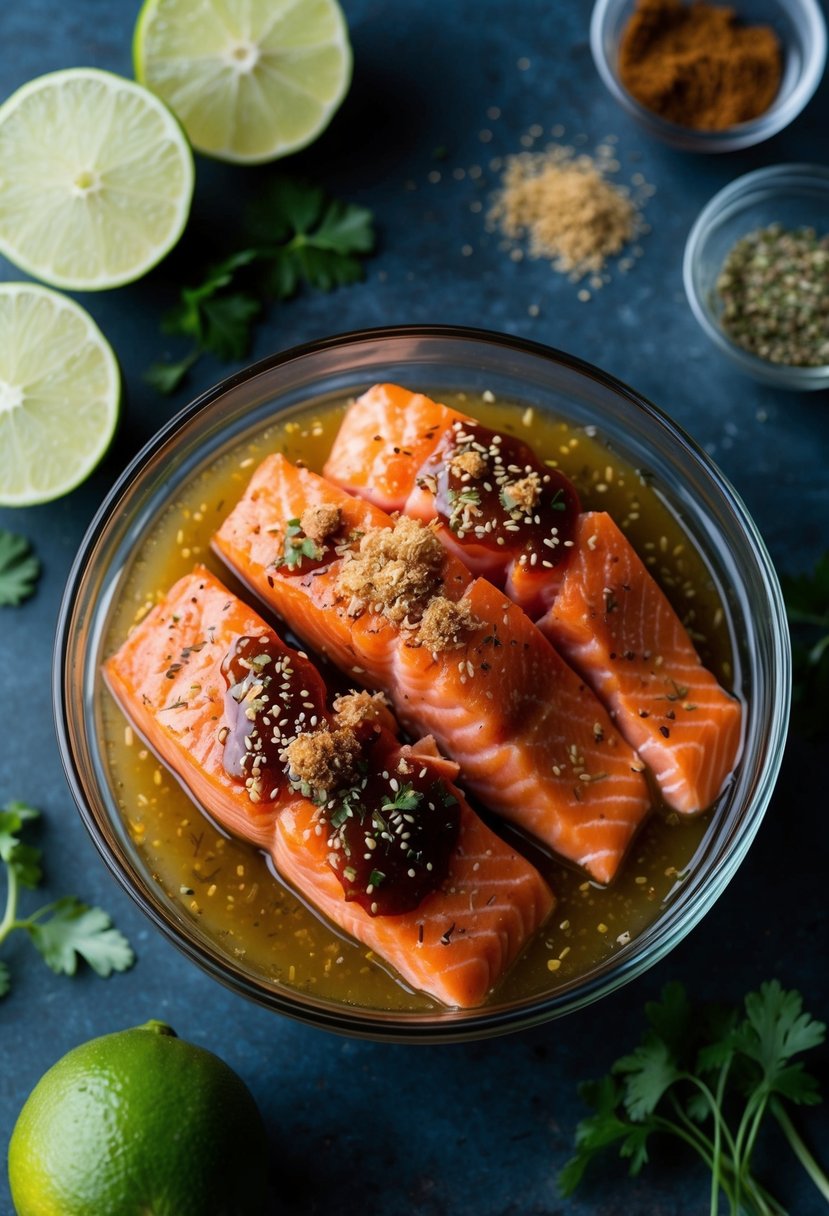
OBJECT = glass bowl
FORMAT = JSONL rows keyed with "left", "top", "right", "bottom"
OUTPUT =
{"left": 590, "top": 0, "right": 826, "bottom": 152}
{"left": 684, "top": 163, "right": 829, "bottom": 390}
{"left": 54, "top": 326, "right": 790, "bottom": 1042}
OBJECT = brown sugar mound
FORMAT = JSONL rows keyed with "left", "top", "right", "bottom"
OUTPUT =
{"left": 336, "top": 516, "right": 445, "bottom": 624}
{"left": 490, "top": 150, "right": 638, "bottom": 278}
{"left": 449, "top": 449, "right": 487, "bottom": 479}
{"left": 417, "top": 595, "right": 482, "bottom": 653}
{"left": 300, "top": 503, "right": 342, "bottom": 544}
{"left": 333, "top": 690, "right": 396, "bottom": 734}
{"left": 502, "top": 474, "right": 541, "bottom": 513}
{"left": 281, "top": 727, "right": 358, "bottom": 795}
{"left": 618, "top": 0, "right": 782, "bottom": 130}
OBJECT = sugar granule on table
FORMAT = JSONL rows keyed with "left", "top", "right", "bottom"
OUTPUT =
{"left": 488, "top": 142, "right": 650, "bottom": 289}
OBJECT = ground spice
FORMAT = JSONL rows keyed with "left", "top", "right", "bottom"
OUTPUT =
{"left": 488, "top": 144, "right": 645, "bottom": 284}
{"left": 716, "top": 225, "right": 829, "bottom": 367}
{"left": 618, "top": 0, "right": 782, "bottom": 130}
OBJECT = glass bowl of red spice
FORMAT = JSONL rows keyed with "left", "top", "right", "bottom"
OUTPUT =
{"left": 590, "top": 0, "right": 826, "bottom": 152}
{"left": 684, "top": 163, "right": 829, "bottom": 389}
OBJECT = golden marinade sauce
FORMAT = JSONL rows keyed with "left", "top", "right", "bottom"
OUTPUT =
{"left": 100, "top": 392, "right": 737, "bottom": 1012}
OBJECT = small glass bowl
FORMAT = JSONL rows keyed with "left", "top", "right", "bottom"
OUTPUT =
{"left": 684, "top": 164, "right": 829, "bottom": 390}
{"left": 590, "top": 0, "right": 826, "bottom": 153}
{"left": 54, "top": 327, "right": 790, "bottom": 1042}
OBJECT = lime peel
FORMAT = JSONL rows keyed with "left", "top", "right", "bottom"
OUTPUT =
{"left": 0, "top": 67, "right": 194, "bottom": 291}
{"left": 134, "top": 0, "right": 353, "bottom": 164}
{"left": 0, "top": 283, "right": 121, "bottom": 506}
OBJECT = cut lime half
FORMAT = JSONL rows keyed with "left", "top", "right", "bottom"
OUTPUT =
{"left": 0, "top": 69, "right": 194, "bottom": 291}
{"left": 0, "top": 284, "right": 120, "bottom": 506}
{"left": 134, "top": 0, "right": 352, "bottom": 164}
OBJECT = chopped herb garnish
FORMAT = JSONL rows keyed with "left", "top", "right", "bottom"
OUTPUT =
{"left": 446, "top": 485, "right": 481, "bottom": 532}
{"left": 368, "top": 869, "right": 385, "bottom": 889}
{"left": 282, "top": 518, "right": 323, "bottom": 571}
{"left": 381, "top": 783, "right": 422, "bottom": 814}
{"left": 549, "top": 488, "right": 566, "bottom": 511}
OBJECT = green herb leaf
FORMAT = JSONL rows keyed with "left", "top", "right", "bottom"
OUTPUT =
{"left": 281, "top": 519, "right": 323, "bottom": 571}
{"left": 1, "top": 803, "right": 134, "bottom": 995}
{"left": 0, "top": 532, "right": 41, "bottom": 607}
{"left": 558, "top": 1077, "right": 652, "bottom": 1196}
{"left": 368, "top": 869, "right": 385, "bottom": 888}
{"left": 613, "top": 1037, "right": 682, "bottom": 1121}
{"left": 199, "top": 293, "right": 261, "bottom": 362}
{"left": 28, "top": 898, "right": 135, "bottom": 978}
{"left": 734, "top": 980, "right": 825, "bottom": 1105}
{"left": 559, "top": 981, "right": 829, "bottom": 1210}
{"left": 144, "top": 350, "right": 199, "bottom": 396}
{"left": 0, "top": 801, "right": 42, "bottom": 888}
{"left": 381, "top": 783, "right": 422, "bottom": 814}
{"left": 149, "top": 181, "right": 374, "bottom": 393}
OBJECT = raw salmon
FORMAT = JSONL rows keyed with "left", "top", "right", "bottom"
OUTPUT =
{"left": 326, "top": 385, "right": 743, "bottom": 814}
{"left": 104, "top": 567, "right": 553, "bottom": 1007}
{"left": 213, "top": 456, "right": 652, "bottom": 883}
{"left": 325, "top": 382, "right": 581, "bottom": 617}
{"left": 539, "top": 512, "right": 743, "bottom": 813}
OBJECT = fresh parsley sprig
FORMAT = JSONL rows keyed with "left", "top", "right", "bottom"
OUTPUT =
{"left": 282, "top": 518, "right": 323, "bottom": 571}
{"left": 147, "top": 178, "right": 375, "bottom": 395}
{"left": 0, "top": 530, "right": 40, "bottom": 606}
{"left": 781, "top": 553, "right": 829, "bottom": 738}
{"left": 559, "top": 981, "right": 828, "bottom": 1215}
{"left": 0, "top": 801, "right": 134, "bottom": 998}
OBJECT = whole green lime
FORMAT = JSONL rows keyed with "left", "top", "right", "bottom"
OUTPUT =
{"left": 8, "top": 1020, "right": 268, "bottom": 1216}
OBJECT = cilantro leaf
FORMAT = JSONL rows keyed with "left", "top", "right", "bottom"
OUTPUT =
{"left": 614, "top": 1036, "right": 681, "bottom": 1121}
{"left": 381, "top": 782, "right": 422, "bottom": 814}
{"left": 1, "top": 803, "right": 134, "bottom": 995}
{"left": 148, "top": 180, "right": 375, "bottom": 393}
{"left": 560, "top": 981, "right": 829, "bottom": 1209}
{"left": 558, "top": 1077, "right": 652, "bottom": 1196}
{"left": 144, "top": 351, "right": 199, "bottom": 396}
{"left": 0, "top": 531, "right": 41, "bottom": 606}
{"left": 281, "top": 519, "right": 323, "bottom": 571}
{"left": 734, "top": 980, "right": 825, "bottom": 1105}
{"left": 0, "top": 801, "right": 42, "bottom": 888}
{"left": 28, "top": 898, "right": 135, "bottom": 978}
{"left": 782, "top": 553, "right": 829, "bottom": 737}
{"left": 199, "top": 293, "right": 261, "bottom": 361}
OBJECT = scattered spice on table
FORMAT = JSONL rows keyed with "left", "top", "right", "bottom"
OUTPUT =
{"left": 488, "top": 142, "right": 650, "bottom": 291}
{"left": 716, "top": 225, "right": 829, "bottom": 367}
{"left": 618, "top": 0, "right": 782, "bottom": 130}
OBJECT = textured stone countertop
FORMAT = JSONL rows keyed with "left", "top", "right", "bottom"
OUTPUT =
{"left": 1, "top": 2, "right": 827, "bottom": 1213}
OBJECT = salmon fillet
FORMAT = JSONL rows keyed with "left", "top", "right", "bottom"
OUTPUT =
{"left": 539, "top": 513, "right": 743, "bottom": 813}
{"left": 213, "top": 456, "right": 652, "bottom": 883}
{"left": 104, "top": 567, "right": 553, "bottom": 1007}
{"left": 325, "top": 382, "right": 580, "bottom": 617}
{"left": 325, "top": 384, "right": 743, "bottom": 815}
{"left": 275, "top": 740, "right": 555, "bottom": 1009}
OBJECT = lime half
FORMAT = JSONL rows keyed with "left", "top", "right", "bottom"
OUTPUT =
{"left": 0, "top": 284, "right": 120, "bottom": 506}
{"left": 134, "top": 0, "right": 352, "bottom": 164}
{"left": 0, "top": 68, "right": 194, "bottom": 291}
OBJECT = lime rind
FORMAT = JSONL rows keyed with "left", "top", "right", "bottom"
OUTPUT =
{"left": 133, "top": 0, "right": 352, "bottom": 164}
{"left": 0, "top": 68, "right": 194, "bottom": 292}
{"left": 0, "top": 283, "right": 121, "bottom": 506}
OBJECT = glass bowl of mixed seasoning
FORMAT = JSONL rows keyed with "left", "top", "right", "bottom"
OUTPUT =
{"left": 684, "top": 164, "right": 829, "bottom": 390}
{"left": 55, "top": 327, "right": 790, "bottom": 1041}
{"left": 590, "top": 0, "right": 826, "bottom": 152}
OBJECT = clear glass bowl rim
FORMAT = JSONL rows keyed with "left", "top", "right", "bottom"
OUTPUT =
{"left": 53, "top": 324, "right": 791, "bottom": 1043}
{"left": 589, "top": 0, "right": 827, "bottom": 151}
{"left": 683, "top": 163, "right": 829, "bottom": 387}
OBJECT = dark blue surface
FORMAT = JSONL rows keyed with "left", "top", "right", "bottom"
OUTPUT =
{"left": 1, "top": 2, "right": 828, "bottom": 1213}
